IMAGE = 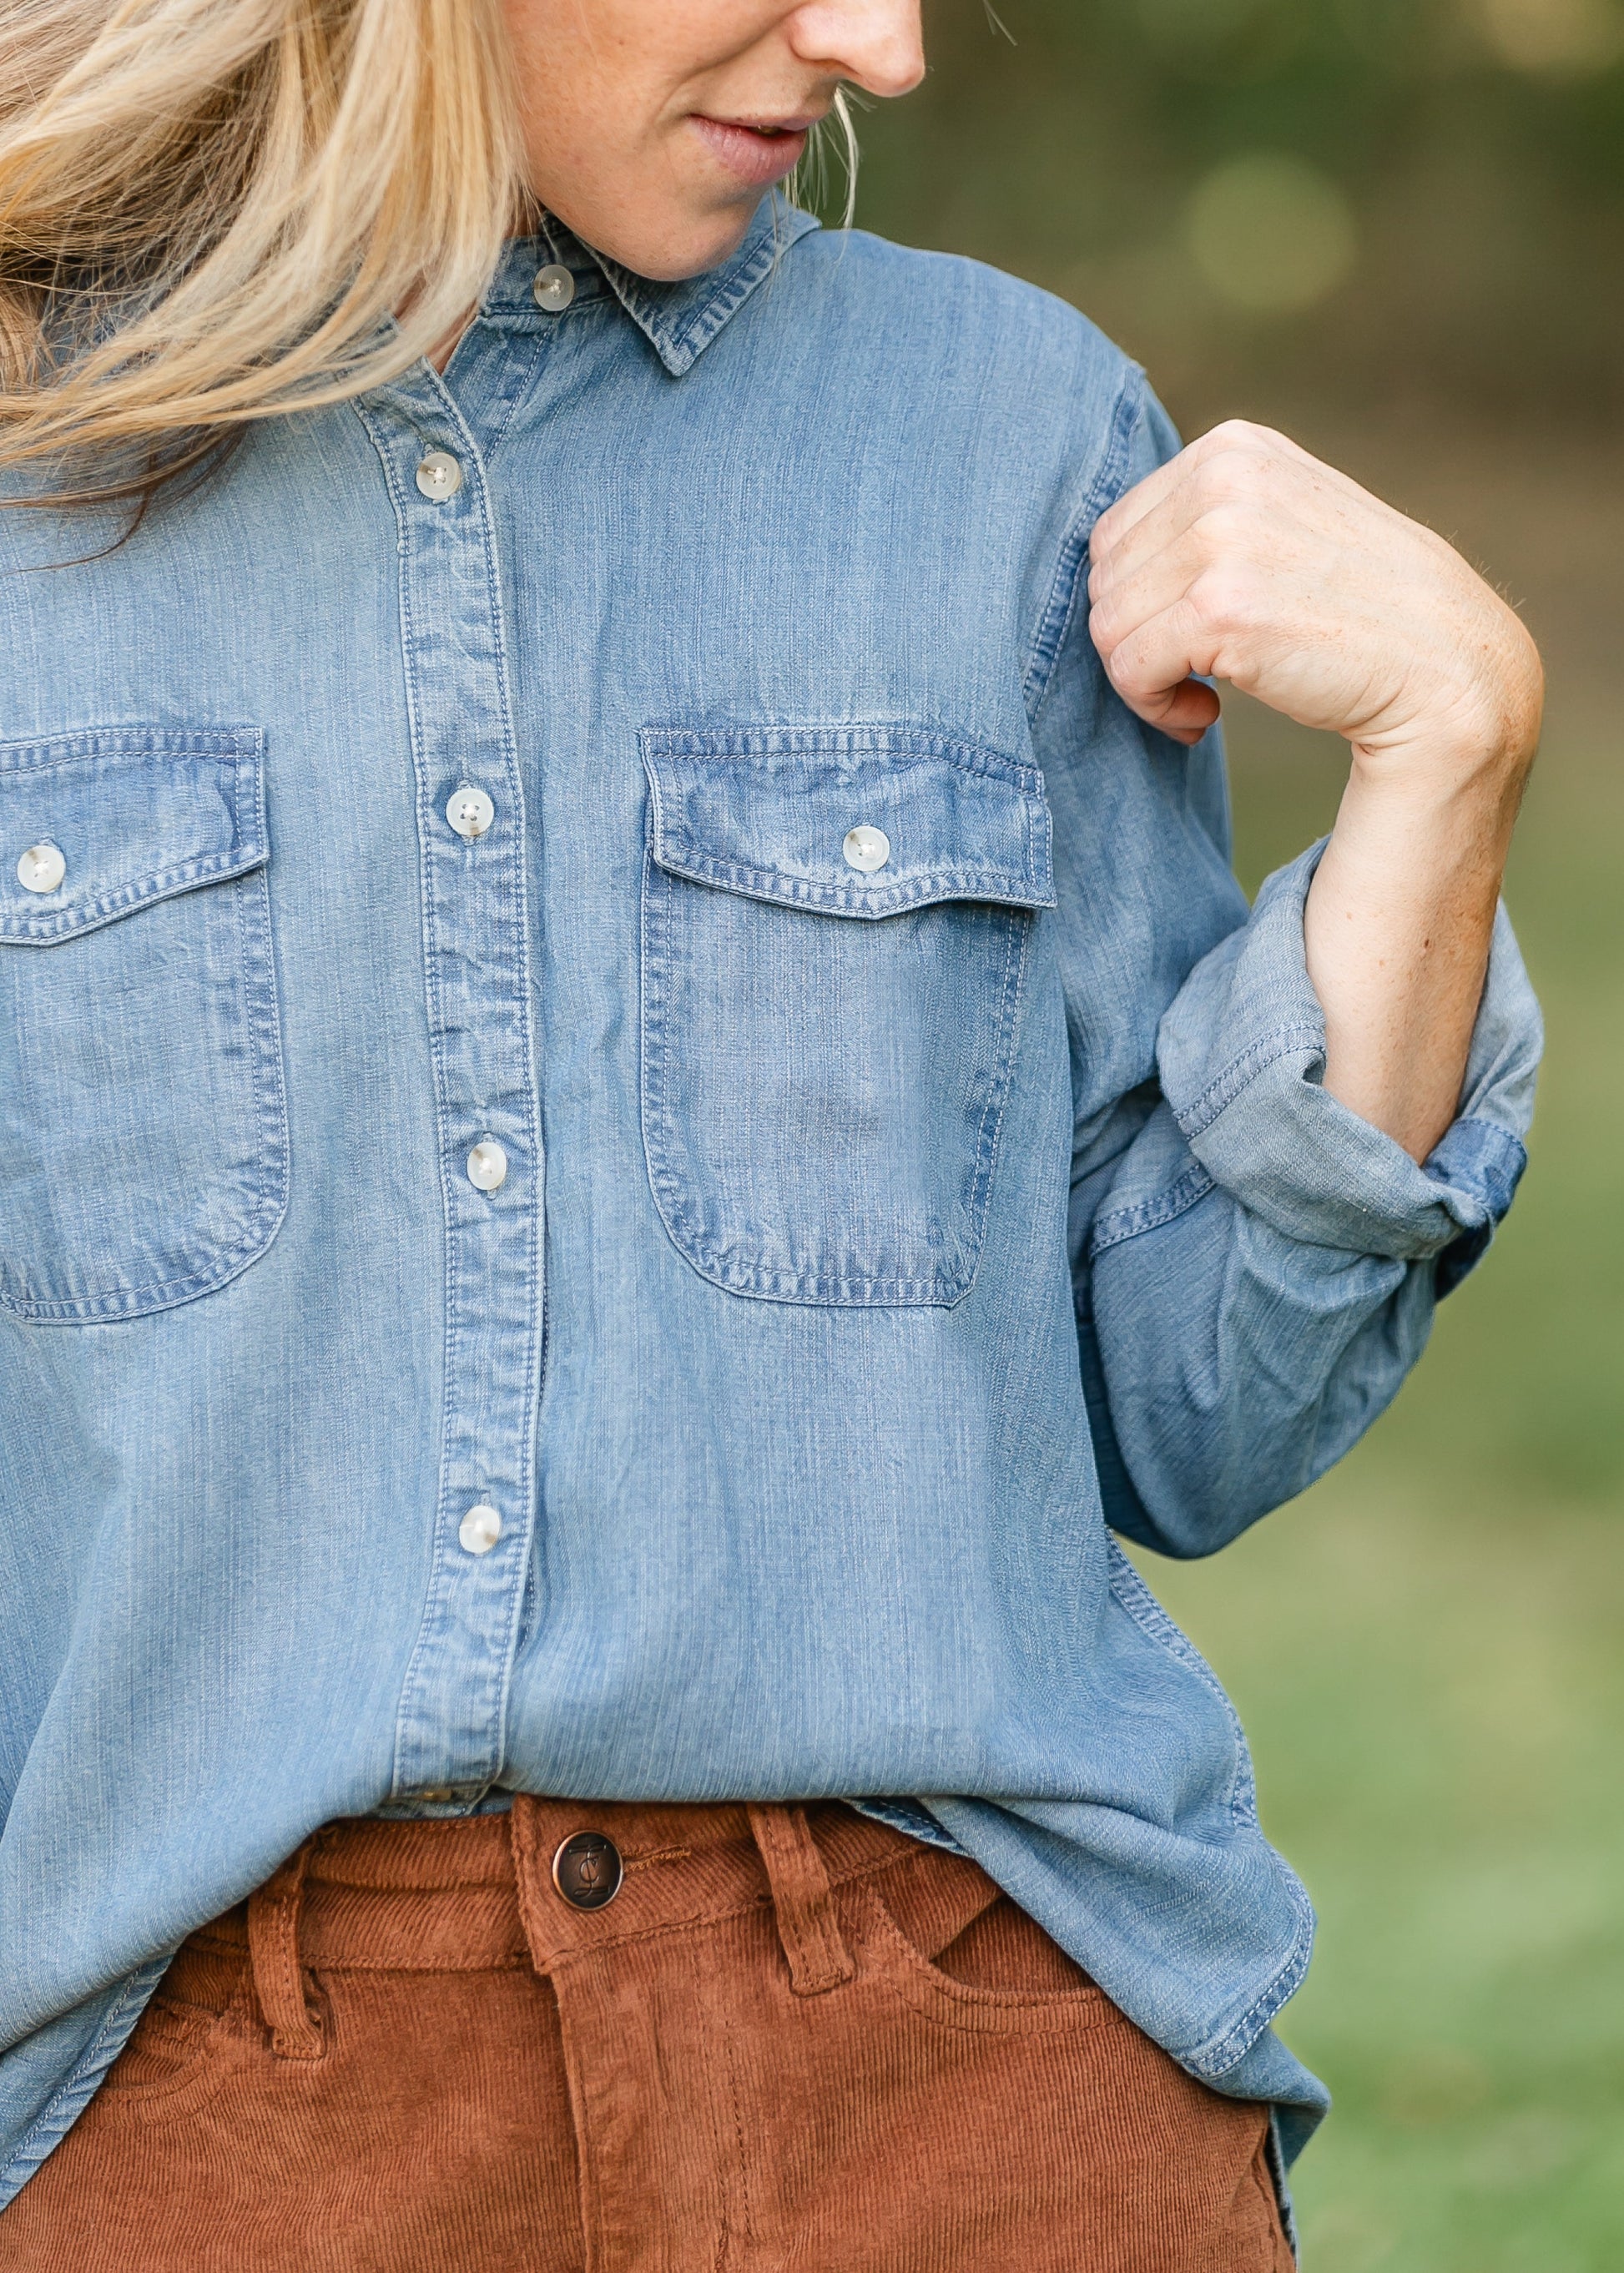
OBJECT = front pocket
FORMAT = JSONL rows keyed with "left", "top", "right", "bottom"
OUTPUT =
{"left": 858, "top": 1880, "right": 1115, "bottom": 2039}
{"left": 94, "top": 1981, "right": 257, "bottom": 2121}
{"left": 638, "top": 726, "right": 1054, "bottom": 1306}
{"left": 0, "top": 728, "right": 287, "bottom": 1323}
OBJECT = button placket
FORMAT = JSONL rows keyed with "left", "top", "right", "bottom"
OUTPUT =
{"left": 356, "top": 386, "right": 545, "bottom": 1808}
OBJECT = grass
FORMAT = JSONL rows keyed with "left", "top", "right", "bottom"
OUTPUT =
{"left": 1131, "top": 712, "right": 1624, "bottom": 2268}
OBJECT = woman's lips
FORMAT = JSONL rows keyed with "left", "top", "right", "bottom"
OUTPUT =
{"left": 689, "top": 115, "right": 814, "bottom": 189}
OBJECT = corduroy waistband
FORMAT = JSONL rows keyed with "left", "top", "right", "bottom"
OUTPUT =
{"left": 176, "top": 1798, "right": 998, "bottom": 2067}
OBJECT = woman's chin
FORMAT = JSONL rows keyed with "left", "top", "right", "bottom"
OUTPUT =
{"left": 573, "top": 198, "right": 763, "bottom": 285}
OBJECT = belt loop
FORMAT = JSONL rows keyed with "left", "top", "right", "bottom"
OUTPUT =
{"left": 747, "top": 1804, "right": 855, "bottom": 1997}
{"left": 508, "top": 1797, "right": 560, "bottom": 1976}
{"left": 246, "top": 1837, "right": 325, "bottom": 2061}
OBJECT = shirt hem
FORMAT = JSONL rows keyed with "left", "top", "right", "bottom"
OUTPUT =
{"left": 0, "top": 1954, "right": 174, "bottom": 2211}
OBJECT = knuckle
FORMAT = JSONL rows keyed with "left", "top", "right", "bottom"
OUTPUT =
{"left": 1199, "top": 450, "right": 1267, "bottom": 507}
{"left": 1194, "top": 421, "right": 1257, "bottom": 472}
{"left": 1189, "top": 499, "right": 1253, "bottom": 552}
{"left": 1188, "top": 564, "right": 1259, "bottom": 633}
{"left": 1204, "top": 416, "right": 1273, "bottom": 453}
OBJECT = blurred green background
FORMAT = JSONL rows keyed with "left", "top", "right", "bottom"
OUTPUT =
{"left": 850, "top": 6, "right": 1624, "bottom": 2267}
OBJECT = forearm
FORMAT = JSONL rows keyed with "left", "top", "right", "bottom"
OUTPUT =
{"left": 1305, "top": 736, "right": 1535, "bottom": 1162}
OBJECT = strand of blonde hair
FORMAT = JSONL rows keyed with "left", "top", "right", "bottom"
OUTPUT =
{"left": 0, "top": 0, "right": 525, "bottom": 504}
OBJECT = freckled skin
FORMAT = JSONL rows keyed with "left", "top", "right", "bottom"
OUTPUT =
{"left": 500, "top": 0, "right": 924, "bottom": 281}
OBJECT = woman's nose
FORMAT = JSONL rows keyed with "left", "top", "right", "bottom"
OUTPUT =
{"left": 787, "top": 1, "right": 926, "bottom": 99}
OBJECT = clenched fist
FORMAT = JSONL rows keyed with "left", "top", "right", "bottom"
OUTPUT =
{"left": 1088, "top": 420, "right": 1542, "bottom": 1162}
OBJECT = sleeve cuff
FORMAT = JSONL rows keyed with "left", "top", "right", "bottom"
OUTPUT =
{"left": 1154, "top": 842, "right": 1542, "bottom": 1271}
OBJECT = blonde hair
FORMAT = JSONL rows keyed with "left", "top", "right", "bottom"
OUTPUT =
{"left": 0, "top": 0, "right": 526, "bottom": 506}
{"left": 0, "top": 4, "right": 860, "bottom": 511}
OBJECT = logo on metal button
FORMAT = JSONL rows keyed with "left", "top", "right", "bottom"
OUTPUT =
{"left": 552, "top": 1830, "right": 624, "bottom": 1911}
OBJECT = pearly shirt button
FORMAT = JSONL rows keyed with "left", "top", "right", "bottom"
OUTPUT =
{"left": 17, "top": 843, "right": 66, "bottom": 895}
{"left": 416, "top": 451, "right": 464, "bottom": 501}
{"left": 467, "top": 1140, "right": 508, "bottom": 1193}
{"left": 532, "top": 264, "right": 576, "bottom": 313}
{"left": 843, "top": 825, "right": 890, "bottom": 874}
{"left": 459, "top": 1503, "right": 502, "bottom": 1555}
{"left": 446, "top": 785, "right": 495, "bottom": 840}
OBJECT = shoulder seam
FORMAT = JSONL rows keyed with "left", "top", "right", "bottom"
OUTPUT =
{"left": 1021, "top": 363, "right": 1146, "bottom": 727}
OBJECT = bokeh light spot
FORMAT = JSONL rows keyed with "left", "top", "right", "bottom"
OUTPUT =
{"left": 1475, "top": 0, "right": 1624, "bottom": 74}
{"left": 1186, "top": 154, "right": 1359, "bottom": 315}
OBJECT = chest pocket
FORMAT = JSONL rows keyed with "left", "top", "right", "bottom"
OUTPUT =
{"left": 0, "top": 728, "right": 286, "bottom": 1323}
{"left": 639, "top": 726, "right": 1054, "bottom": 1307}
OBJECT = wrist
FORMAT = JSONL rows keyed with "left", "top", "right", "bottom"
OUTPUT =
{"left": 1344, "top": 735, "right": 1533, "bottom": 833}
{"left": 1349, "top": 613, "right": 1543, "bottom": 800}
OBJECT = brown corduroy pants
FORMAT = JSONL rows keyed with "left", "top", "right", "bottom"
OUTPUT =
{"left": 2, "top": 1800, "right": 1294, "bottom": 2271}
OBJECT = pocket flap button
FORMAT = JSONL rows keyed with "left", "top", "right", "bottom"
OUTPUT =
{"left": 446, "top": 786, "right": 495, "bottom": 840}
{"left": 843, "top": 825, "right": 890, "bottom": 874}
{"left": 17, "top": 843, "right": 66, "bottom": 895}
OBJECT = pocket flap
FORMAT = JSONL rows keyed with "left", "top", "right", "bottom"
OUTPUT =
{"left": 0, "top": 728, "right": 267, "bottom": 945}
{"left": 640, "top": 727, "right": 1055, "bottom": 919}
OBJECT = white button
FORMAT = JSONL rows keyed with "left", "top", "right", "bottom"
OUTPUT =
{"left": 533, "top": 264, "right": 576, "bottom": 313}
{"left": 17, "top": 843, "right": 65, "bottom": 895}
{"left": 467, "top": 1140, "right": 508, "bottom": 1193}
{"left": 416, "top": 451, "right": 463, "bottom": 501}
{"left": 843, "top": 826, "right": 890, "bottom": 874}
{"left": 459, "top": 1503, "right": 502, "bottom": 1555}
{"left": 446, "top": 785, "right": 495, "bottom": 840}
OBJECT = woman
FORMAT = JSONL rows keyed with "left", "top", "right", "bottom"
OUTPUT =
{"left": 0, "top": 3, "right": 1542, "bottom": 2265}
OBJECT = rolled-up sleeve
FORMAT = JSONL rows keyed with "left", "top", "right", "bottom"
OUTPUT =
{"left": 1154, "top": 840, "right": 1539, "bottom": 1273}
{"left": 1083, "top": 842, "right": 1542, "bottom": 1559}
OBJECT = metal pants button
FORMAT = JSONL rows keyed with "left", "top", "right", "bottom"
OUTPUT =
{"left": 552, "top": 1831, "right": 623, "bottom": 1910}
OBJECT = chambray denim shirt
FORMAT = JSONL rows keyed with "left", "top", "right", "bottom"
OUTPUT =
{"left": 0, "top": 201, "right": 1541, "bottom": 2203}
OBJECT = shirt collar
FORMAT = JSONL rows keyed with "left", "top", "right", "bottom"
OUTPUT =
{"left": 482, "top": 196, "right": 821, "bottom": 378}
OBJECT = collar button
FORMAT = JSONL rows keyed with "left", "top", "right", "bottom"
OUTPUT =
{"left": 533, "top": 264, "right": 576, "bottom": 313}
